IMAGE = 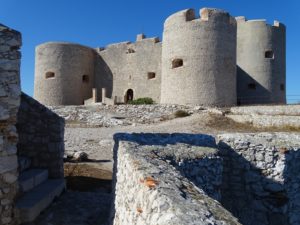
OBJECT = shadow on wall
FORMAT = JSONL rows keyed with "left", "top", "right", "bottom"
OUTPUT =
{"left": 218, "top": 141, "right": 294, "bottom": 225}
{"left": 237, "top": 66, "right": 272, "bottom": 105}
{"left": 111, "top": 133, "right": 220, "bottom": 223}
{"left": 113, "top": 133, "right": 216, "bottom": 147}
{"left": 16, "top": 92, "right": 65, "bottom": 179}
{"left": 94, "top": 53, "right": 113, "bottom": 101}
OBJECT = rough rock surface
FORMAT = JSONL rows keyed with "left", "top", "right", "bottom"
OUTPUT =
{"left": 218, "top": 133, "right": 300, "bottom": 225}
{"left": 111, "top": 133, "right": 241, "bottom": 225}
{"left": 49, "top": 104, "right": 201, "bottom": 127}
{"left": 0, "top": 23, "right": 22, "bottom": 225}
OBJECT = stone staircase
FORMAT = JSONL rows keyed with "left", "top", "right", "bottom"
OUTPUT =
{"left": 16, "top": 158, "right": 65, "bottom": 223}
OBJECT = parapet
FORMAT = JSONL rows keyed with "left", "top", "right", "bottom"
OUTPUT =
{"left": 164, "top": 8, "right": 235, "bottom": 27}
{"left": 235, "top": 16, "right": 286, "bottom": 29}
{"left": 36, "top": 41, "right": 94, "bottom": 53}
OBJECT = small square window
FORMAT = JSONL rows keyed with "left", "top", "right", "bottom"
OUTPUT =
{"left": 45, "top": 72, "right": 55, "bottom": 79}
{"left": 280, "top": 84, "right": 285, "bottom": 91}
{"left": 265, "top": 50, "right": 274, "bottom": 59}
{"left": 82, "top": 75, "right": 89, "bottom": 83}
{"left": 148, "top": 72, "right": 156, "bottom": 80}
{"left": 172, "top": 59, "right": 183, "bottom": 69}
{"left": 248, "top": 83, "right": 256, "bottom": 90}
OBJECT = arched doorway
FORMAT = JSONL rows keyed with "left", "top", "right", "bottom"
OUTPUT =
{"left": 125, "top": 89, "right": 134, "bottom": 103}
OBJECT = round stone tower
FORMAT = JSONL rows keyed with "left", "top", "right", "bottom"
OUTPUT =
{"left": 34, "top": 42, "right": 95, "bottom": 105}
{"left": 236, "top": 17, "right": 286, "bottom": 105}
{"left": 160, "top": 8, "right": 237, "bottom": 106}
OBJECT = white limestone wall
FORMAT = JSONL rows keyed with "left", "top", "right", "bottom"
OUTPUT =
{"left": 0, "top": 24, "right": 22, "bottom": 225}
{"left": 111, "top": 133, "right": 241, "bottom": 225}
{"left": 34, "top": 42, "right": 95, "bottom": 105}
{"left": 218, "top": 133, "right": 300, "bottom": 225}
{"left": 161, "top": 8, "right": 237, "bottom": 106}
{"left": 236, "top": 18, "right": 286, "bottom": 105}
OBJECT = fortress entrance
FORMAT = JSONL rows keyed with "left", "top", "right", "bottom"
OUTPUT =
{"left": 125, "top": 89, "right": 134, "bottom": 103}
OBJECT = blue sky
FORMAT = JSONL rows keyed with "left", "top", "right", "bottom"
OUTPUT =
{"left": 1, "top": 0, "right": 299, "bottom": 103}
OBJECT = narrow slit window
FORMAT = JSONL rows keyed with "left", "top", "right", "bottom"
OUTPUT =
{"left": 148, "top": 72, "right": 156, "bottom": 80}
{"left": 265, "top": 50, "right": 274, "bottom": 59}
{"left": 82, "top": 75, "right": 89, "bottom": 83}
{"left": 126, "top": 48, "right": 135, "bottom": 54}
{"left": 45, "top": 72, "right": 55, "bottom": 79}
{"left": 172, "top": 59, "right": 183, "bottom": 69}
{"left": 248, "top": 83, "right": 256, "bottom": 90}
{"left": 280, "top": 84, "right": 285, "bottom": 91}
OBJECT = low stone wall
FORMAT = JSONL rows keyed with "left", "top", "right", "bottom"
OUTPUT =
{"left": 0, "top": 24, "right": 22, "bottom": 225}
{"left": 111, "top": 133, "right": 240, "bottom": 225}
{"left": 227, "top": 105, "right": 300, "bottom": 129}
{"left": 226, "top": 114, "right": 300, "bottom": 129}
{"left": 218, "top": 133, "right": 300, "bottom": 225}
{"left": 230, "top": 105, "right": 300, "bottom": 116}
{"left": 16, "top": 93, "right": 65, "bottom": 178}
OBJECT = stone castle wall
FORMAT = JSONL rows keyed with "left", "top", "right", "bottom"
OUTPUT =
{"left": 111, "top": 133, "right": 240, "bottom": 225}
{"left": 236, "top": 18, "right": 286, "bottom": 105}
{"left": 161, "top": 8, "right": 237, "bottom": 106}
{"left": 218, "top": 133, "right": 300, "bottom": 225}
{"left": 96, "top": 36, "right": 162, "bottom": 103}
{"left": 17, "top": 93, "right": 65, "bottom": 178}
{"left": 0, "top": 24, "right": 22, "bottom": 225}
{"left": 34, "top": 42, "right": 95, "bottom": 105}
{"left": 33, "top": 7, "right": 286, "bottom": 107}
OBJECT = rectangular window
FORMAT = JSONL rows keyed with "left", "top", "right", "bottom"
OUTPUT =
{"left": 248, "top": 83, "right": 256, "bottom": 90}
{"left": 148, "top": 72, "right": 156, "bottom": 80}
{"left": 265, "top": 50, "right": 274, "bottom": 59}
{"left": 45, "top": 72, "right": 55, "bottom": 79}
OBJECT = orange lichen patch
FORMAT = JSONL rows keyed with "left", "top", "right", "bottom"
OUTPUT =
{"left": 141, "top": 177, "right": 159, "bottom": 189}
{"left": 279, "top": 147, "right": 289, "bottom": 154}
{"left": 137, "top": 207, "right": 143, "bottom": 214}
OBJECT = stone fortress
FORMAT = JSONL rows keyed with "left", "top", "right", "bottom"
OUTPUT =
{"left": 34, "top": 8, "right": 286, "bottom": 106}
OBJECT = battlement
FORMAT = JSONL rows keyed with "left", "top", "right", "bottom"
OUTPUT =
{"left": 36, "top": 42, "right": 94, "bottom": 52}
{"left": 235, "top": 17, "right": 286, "bottom": 29}
{"left": 164, "top": 8, "right": 235, "bottom": 27}
{"left": 96, "top": 35, "right": 161, "bottom": 53}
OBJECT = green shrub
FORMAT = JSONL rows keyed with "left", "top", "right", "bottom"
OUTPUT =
{"left": 128, "top": 97, "right": 154, "bottom": 105}
{"left": 174, "top": 110, "right": 190, "bottom": 118}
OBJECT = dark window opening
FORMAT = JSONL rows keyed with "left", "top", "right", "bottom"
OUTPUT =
{"left": 280, "top": 84, "right": 285, "bottom": 91}
{"left": 172, "top": 59, "right": 183, "bottom": 69}
{"left": 82, "top": 75, "right": 89, "bottom": 83}
{"left": 125, "top": 89, "right": 134, "bottom": 103}
{"left": 45, "top": 72, "right": 55, "bottom": 79}
{"left": 126, "top": 48, "right": 135, "bottom": 54}
{"left": 248, "top": 83, "right": 256, "bottom": 90}
{"left": 265, "top": 50, "right": 274, "bottom": 59}
{"left": 148, "top": 72, "right": 156, "bottom": 80}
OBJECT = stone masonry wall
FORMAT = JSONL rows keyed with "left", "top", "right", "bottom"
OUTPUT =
{"left": 111, "top": 133, "right": 240, "bottom": 225}
{"left": 16, "top": 93, "right": 65, "bottom": 178}
{"left": 0, "top": 24, "right": 22, "bottom": 225}
{"left": 218, "top": 133, "right": 300, "bottom": 225}
{"left": 96, "top": 36, "right": 162, "bottom": 103}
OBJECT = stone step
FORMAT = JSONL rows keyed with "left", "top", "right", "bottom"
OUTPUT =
{"left": 16, "top": 179, "right": 66, "bottom": 223}
{"left": 18, "top": 156, "right": 32, "bottom": 173}
{"left": 19, "top": 169, "right": 48, "bottom": 193}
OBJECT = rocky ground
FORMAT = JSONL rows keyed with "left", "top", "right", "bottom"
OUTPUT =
{"left": 34, "top": 104, "right": 300, "bottom": 225}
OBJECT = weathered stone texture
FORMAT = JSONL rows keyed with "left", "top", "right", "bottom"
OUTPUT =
{"left": 34, "top": 42, "right": 95, "bottom": 105}
{"left": 96, "top": 37, "right": 162, "bottom": 103}
{"left": 218, "top": 133, "right": 300, "bottom": 225}
{"left": 111, "top": 133, "right": 240, "bottom": 225}
{"left": 16, "top": 93, "right": 65, "bottom": 178}
{"left": 0, "top": 23, "right": 22, "bottom": 225}
{"left": 236, "top": 18, "right": 286, "bottom": 105}
{"left": 160, "top": 8, "right": 237, "bottom": 106}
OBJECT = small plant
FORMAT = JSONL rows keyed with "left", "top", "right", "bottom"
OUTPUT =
{"left": 128, "top": 97, "right": 154, "bottom": 105}
{"left": 174, "top": 110, "right": 190, "bottom": 118}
